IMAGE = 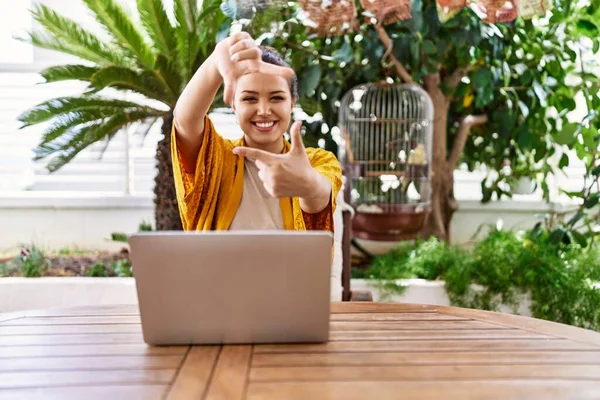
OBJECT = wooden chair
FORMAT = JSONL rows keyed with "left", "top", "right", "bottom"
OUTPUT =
{"left": 333, "top": 191, "right": 373, "bottom": 302}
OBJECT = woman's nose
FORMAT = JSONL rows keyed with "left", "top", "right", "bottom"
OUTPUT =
{"left": 257, "top": 102, "right": 271, "bottom": 115}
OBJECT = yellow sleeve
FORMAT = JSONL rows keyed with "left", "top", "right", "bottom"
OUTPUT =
{"left": 171, "top": 115, "right": 229, "bottom": 230}
{"left": 301, "top": 148, "right": 342, "bottom": 232}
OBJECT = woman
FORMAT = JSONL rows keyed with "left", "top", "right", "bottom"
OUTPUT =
{"left": 171, "top": 32, "right": 342, "bottom": 232}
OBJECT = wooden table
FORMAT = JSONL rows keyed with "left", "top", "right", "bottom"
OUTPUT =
{"left": 1, "top": 303, "right": 599, "bottom": 399}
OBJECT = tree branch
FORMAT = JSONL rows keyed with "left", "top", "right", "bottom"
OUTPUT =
{"left": 446, "top": 65, "right": 471, "bottom": 90}
{"left": 374, "top": 25, "right": 414, "bottom": 84}
{"left": 448, "top": 114, "right": 488, "bottom": 169}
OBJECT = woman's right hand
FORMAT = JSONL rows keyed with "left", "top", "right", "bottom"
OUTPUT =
{"left": 215, "top": 32, "right": 294, "bottom": 105}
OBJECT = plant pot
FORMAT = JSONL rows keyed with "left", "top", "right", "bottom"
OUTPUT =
{"left": 352, "top": 204, "right": 427, "bottom": 241}
{"left": 512, "top": 177, "right": 536, "bottom": 195}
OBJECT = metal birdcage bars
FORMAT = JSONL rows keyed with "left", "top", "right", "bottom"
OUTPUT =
{"left": 339, "top": 82, "right": 434, "bottom": 241}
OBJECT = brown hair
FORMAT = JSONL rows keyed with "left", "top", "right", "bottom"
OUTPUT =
{"left": 259, "top": 46, "right": 299, "bottom": 100}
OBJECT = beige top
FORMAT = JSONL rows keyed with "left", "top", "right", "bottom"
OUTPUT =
{"left": 229, "top": 159, "right": 284, "bottom": 230}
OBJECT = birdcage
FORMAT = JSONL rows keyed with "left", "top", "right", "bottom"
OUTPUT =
{"left": 339, "top": 82, "right": 434, "bottom": 241}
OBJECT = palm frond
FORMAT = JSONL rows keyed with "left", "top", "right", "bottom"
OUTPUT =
{"left": 154, "top": 55, "right": 183, "bottom": 97}
{"left": 89, "top": 66, "right": 174, "bottom": 105}
{"left": 137, "top": 117, "right": 161, "bottom": 146}
{"left": 18, "top": 97, "right": 164, "bottom": 127}
{"left": 38, "top": 110, "right": 125, "bottom": 146}
{"left": 173, "top": 0, "right": 192, "bottom": 82}
{"left": 174, "top": 0, "right": 198, "bottom": 34}
{"left": 137, "top": 0, "right": 178, "bottom": 59}
{"left": 39, "top": 65, "right": 100, "bottom": 83}
{"left": 83, "top": 0, "right": 156, "bottom": 68}
{"left": 36, "top": 111, "right": 158, "bottom": 172}
{"left": 195, "top": 0, "right": 226, "bottom": 71}
{"left": 28, "top": 4, "right": 132, "bottom": 67}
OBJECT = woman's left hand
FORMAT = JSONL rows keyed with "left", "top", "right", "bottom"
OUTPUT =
{"left": 232, "top": 121, "right": 322, "bottom": 199}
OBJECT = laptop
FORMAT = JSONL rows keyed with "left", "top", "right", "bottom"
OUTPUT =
{"left": 128, "top": 231, "right": 333, "bottom": 345}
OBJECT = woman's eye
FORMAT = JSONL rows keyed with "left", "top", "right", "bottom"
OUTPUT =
{"left": 271, "top": 96, "right": 284, "bottom": 101}
{"left": 243, "top": 97, "right": 256, "bottom": 102}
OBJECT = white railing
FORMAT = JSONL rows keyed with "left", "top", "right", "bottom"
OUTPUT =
{"left": 0, "top": 70, "right": 590, "bottom": 201}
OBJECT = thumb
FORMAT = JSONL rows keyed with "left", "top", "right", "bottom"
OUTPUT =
{"left": 289, "top": 121, "right": 305, "bottom": 153}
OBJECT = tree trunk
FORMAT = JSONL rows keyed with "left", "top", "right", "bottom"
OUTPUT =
{"left": 423, "top": 74, "right": 457, "bottom": 241}
{"left": 154, "top": 114, "right": 183, "bottom": 231}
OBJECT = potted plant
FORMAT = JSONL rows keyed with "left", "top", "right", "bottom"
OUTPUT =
{"left": 507, "top": 155, "right": 541, "bottom": 195}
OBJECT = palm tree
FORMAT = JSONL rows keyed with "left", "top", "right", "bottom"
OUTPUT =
{"left": 18, "top": 0, "right": 229, "bottom": 230}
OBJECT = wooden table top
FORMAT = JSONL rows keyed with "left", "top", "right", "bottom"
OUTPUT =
{"left": 1, "top": 303, "right": 599, "bottom": 399}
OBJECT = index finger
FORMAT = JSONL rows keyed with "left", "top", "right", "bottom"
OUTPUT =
{"left": 257, "top": 62, "right": 295, "bottom": 78}
{"left": 228, "top": 31, "right": 252, "bottom": 48}
{"left": 223, "top": 77, "right": 235, "bottom": 105}
{"left": 233, "top": 146, "right": 278, "bottom": 164}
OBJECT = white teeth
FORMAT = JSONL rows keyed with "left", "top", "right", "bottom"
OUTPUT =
{"left": 255, "top": 121, "right": 275, "bottom": 128}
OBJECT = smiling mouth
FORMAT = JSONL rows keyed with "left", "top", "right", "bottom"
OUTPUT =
{"left": 252, "top": 121, "right": 278, "bottom": 131}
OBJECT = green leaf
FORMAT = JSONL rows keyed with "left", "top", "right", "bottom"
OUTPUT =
{"left": 532, "top": 80, "right": 547, "bottom": 107}
{"left": 28, "top": 4, "right": 131, "bottom": 67}
{"left": 153, "top": 54, "right": 182, "bottom": 101}
{"left": 90, "top": 66, "right": 172, "bottom": 103}
{"left": 83, "top": 0, "right": 156, "bottom": 68}
{"left": 174, "top": 0, "right": 192, "bottom": 81}
{"left": 549, "top": 228, "right": 566, "bottom": 244}
{"left": 519, "top": 69, "right": 533, "bottom": 85}
{"left": 584, "top": 193, "right": 600, "bottom": 208}
{"left": 553, "top": 123, "right": 578, "bottom": 146}
{"left": 576, "top": 18, "right": 599, "bottom": 37}
{"left": 18, "top": 97, "right": 161, "bottom": 127}
{"left": 137, "top": 0, "right": 177, "bottom": 59}
{"left": 300, "top": 64, "right": 321, "bottom": 98}
{"left": 40, "top": 65, "right": 100, "bottom": 83}
{"left": 37, "top": 109, "right": 136, "bottom": 146}
{"left": 567, "top": 212, "right": 586, "bottom": 227}
{"left": 333, "top": 39, "right": 353, "bottom": 63}
{"left": 175, "top": 0, "right": 198, "bottom": 34}
{"left": 443, "top": 17, "right": 459, "bottom": 28}
{"left": 409, "top": 40, "right": 420, "bottom": 67}
{"left": 517, "top": 100, "right": 529, "bottom": 118}
{"left": 517, "top": 126, "right": 532, "bottom": 150}
{"left": 475, "top": 85, "right": 494, "bottom": 108}
{"left": 560, "top": 189, "right": 584, "bottom": 199}
{"left": 545, "top": 60, "right": 561, "bottom": 76}
{"left": 581, "top": 127, "right": 598, "bottom": 149}
{"left": 422, "top": 39, "right": 437, "bottom": 55}
{"left": 502, "top": 61, "right": 511, "bottom": 87}
{"left": 471, "top": 67, "right": 492, "bottom": 89}
{"left": 570, "top": 231, "right": 588, "bottom": 248}
{"left": 558, "top": 153, "right": 569, "bottom": 168}
{"left": 38, "top": 110, "right": 155, "bottom": 172}
{"left": 592, "top": 164, "right": 600, "bottom": 176}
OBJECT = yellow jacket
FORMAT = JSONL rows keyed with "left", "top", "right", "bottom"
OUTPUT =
{"left": 171, "top": 116, "right": 342, "bottom": 232}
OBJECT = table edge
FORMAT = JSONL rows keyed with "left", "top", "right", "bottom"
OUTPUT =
{"left": 435, "top": 304, "right": 600, "bottom": 347}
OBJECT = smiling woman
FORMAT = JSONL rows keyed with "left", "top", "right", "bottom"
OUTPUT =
{"left": 171, "top": 31, "right": 342, "bottom": 233}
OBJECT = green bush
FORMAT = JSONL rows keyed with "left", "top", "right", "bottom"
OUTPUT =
{"left": 358, "top": 227, "right": 600, "bottom": 331}
{"left": 87, "top": 262, "right": 111, "bottom": 277}
{"left": 86, "top": 259, "right": 133, "bottom": 277}
{"left": 15, "top": 245, "right": 50, "bottom": 277}
{"left": 110, "top": 233, "right": 129, "bottom": 243}
{"left": 111, "top": 260, "right": 133, "bottom": 277}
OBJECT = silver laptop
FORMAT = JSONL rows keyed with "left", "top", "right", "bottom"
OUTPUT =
{"left": 128, "top": 231, "right": 332, "bottom": 345}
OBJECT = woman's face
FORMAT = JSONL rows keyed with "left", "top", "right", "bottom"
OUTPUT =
{"left": 233, "top": 72, "right": 295, "bottom": 153}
